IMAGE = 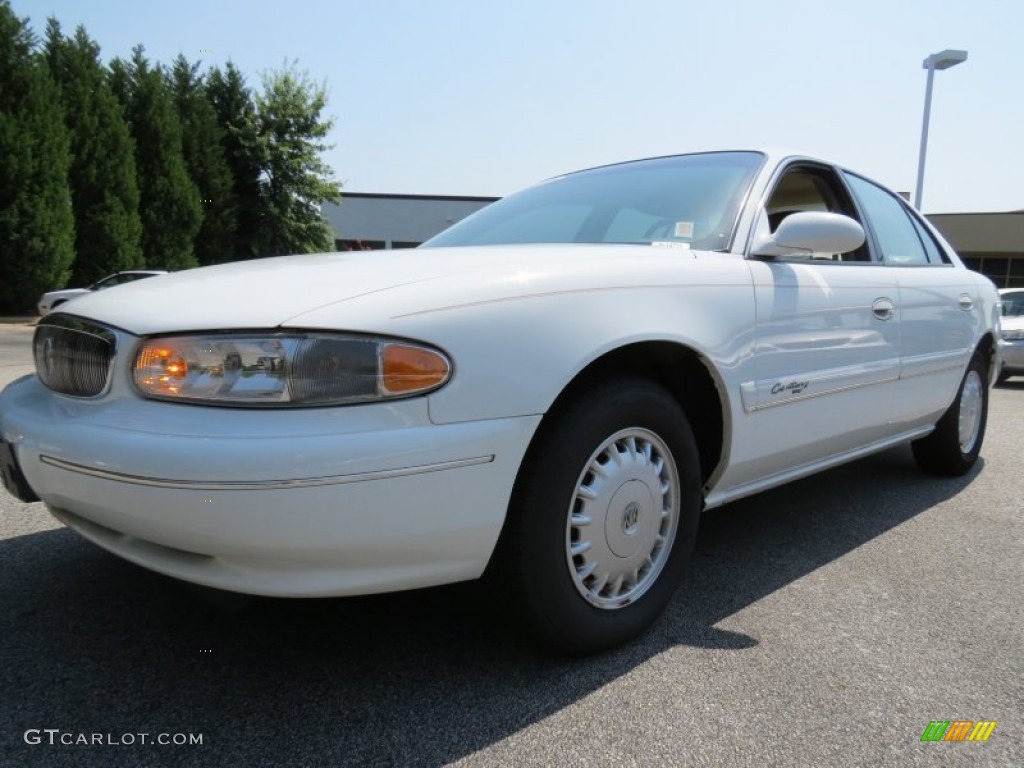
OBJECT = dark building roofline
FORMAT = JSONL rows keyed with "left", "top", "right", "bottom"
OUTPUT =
{"left": 926, "top": 210, "right": 1024, "bottom": 217}
{"left": 337, "top": 192, "right": 500, "bottom": 203}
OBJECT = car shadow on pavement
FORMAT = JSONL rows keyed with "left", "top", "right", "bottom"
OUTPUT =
{"left": 0, "top": 444, "right": 978, "bottom": 767}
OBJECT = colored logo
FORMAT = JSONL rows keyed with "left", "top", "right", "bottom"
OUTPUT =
{"left": 920, "top": 720, "right": 996, "bottom": 742}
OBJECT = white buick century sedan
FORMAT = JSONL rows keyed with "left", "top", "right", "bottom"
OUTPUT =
{"left": 0, "top": 150, "right": 1002, "bottom": 653}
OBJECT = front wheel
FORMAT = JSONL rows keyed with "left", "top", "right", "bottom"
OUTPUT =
{"left": 912, "top": 351, "right": 989, "bottom": 476}
{"left": 490, "top": 378, "right": 702, "bottom": 654}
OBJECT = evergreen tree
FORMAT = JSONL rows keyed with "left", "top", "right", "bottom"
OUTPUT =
{"left": 251, "top": 63, "right": 341, "bottom": 257}
{"left": 107, "top": 54, "right": 131, "bottom": 106}
{"left": 110, "top": 46, "right": 200, "bottom": 271}
{"left": 0, "top": 1, "right": 74, "bottom": 313}
{"left": 168, "top": 55, "right": 235, "bottom": 266}
{"left": 206, "top": 62, "right": 262, "bottom": 262}
{"left": 44, "top": 20, "right": 142, "bottom": 285}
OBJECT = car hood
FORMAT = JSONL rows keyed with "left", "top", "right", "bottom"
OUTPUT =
{"left": 56, "top": 245, "right": 713, "bottom": 335}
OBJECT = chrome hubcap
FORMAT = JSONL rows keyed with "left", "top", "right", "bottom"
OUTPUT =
{"left": 566, "top": 428, "right": 679, "bottom": 610}
{"left": 958, "top": 370, "right": 983, "bottom": 454}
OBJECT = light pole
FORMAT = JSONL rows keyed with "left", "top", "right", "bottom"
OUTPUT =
{"left": 913, "top": 49, "right": 967, "bottom": 210}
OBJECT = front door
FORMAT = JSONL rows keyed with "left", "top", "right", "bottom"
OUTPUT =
{"left": 727, "top": 162, "right": 904, "bottom": 490}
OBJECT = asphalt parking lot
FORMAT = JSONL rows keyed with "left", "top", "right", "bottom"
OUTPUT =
{"left": 0, "top": 320, "right": 1021, "bottom": 767}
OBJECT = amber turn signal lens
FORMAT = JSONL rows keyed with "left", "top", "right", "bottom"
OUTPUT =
{"left": 380, "top": 344, "right": 450, "bottom": 394}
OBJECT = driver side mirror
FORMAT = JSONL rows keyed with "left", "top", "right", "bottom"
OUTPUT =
{"left": 751, "top": 211, "right": 865, "bottom": 259}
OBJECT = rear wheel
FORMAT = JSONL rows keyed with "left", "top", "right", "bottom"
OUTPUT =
{"left": 491, "top": 377, "right": 702, "bottom": 654}
{"left": 912, "top": 351, "right": 989, "bottom": 476}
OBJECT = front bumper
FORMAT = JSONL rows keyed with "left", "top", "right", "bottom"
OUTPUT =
{"left": 998, "top": 338, "right": 1024, "bottom": 377}
{"left": 0, "top": 375, "right": 539, "bottom": 596}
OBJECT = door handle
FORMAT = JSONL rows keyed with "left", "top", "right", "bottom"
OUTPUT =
{"left": 872, "top": 297, "right": 895, "bottom": 321}
{"left": 958, "top": 293, "right": 974, "bottom": 312}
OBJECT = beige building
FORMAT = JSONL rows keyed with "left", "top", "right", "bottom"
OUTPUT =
{"left": 927, "top": 212, "right": 1024, "bottom": 288}
{"left": 322, "top": 193, "right": 497, "bottom": 251}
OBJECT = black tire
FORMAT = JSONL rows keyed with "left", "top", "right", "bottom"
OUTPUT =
{"left": 489, "top": 377, "right": 702, "bottom": 654}
{"left": 912, "top": 351, "right": 989, "bottom": 476}
{"left": 995, "top": 368, "right": 1010, "bottom": 386}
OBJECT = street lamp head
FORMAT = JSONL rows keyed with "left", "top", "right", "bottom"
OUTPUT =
{"left": 923, "top": 49, "right": 968, "bottom": 70}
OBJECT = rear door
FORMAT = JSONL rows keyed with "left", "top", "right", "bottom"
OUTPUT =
{"left": 843, "top": 173, "right": 977, "bottom": 421}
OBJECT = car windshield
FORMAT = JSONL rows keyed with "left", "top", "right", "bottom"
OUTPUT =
{"left": 1002, "top": 291, "right": 1024, "bottom": 317}
{"left": 90, "top": 275, "right": 121, "bottom": 290}
{"left": 422, "top": 151, "right": 765, "bottom": 251}
{"left": 90, "top": 272, "right": 158, "bottom": 291}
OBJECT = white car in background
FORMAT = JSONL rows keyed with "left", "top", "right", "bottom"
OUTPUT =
{"left": 0, "top": 150, "right": 1001, "bottom": 653}
{"left": 997, "top": 288, "right": 1024, "bottom": 384}
{"left": 36, "top": 270, "right": 167, "bottom": 315}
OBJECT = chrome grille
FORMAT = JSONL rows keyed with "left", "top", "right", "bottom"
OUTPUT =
{"left": 34, "top": 315, "right": 117, "bottom": 397}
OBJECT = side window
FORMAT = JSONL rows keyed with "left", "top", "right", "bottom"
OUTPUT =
{"left": 844, "top": 173, "right": 932, "bottom": 265}
{"left": 762, "top": 165, "right": 870, "bottom": 262}
{"left": 908, "top": 214, "right": 951, "bottom": 265}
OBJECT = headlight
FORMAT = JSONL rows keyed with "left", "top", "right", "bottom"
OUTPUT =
{"left": 1001, "top": 329, "right": 1024, "bottom": 341}
{"left": 132, "top": 333, "right": 451, "bottom": 406}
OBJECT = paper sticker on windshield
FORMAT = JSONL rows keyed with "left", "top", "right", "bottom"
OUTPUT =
{"left": 674, "top": 221, "right": 694, "bottom": 238}
{"left": 651, "top": 241, "right": 690, "bottom": 249}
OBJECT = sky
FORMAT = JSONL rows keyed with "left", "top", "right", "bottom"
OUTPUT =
{"left": 14, "top": 0, "right": 1024, "bottom": 213}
